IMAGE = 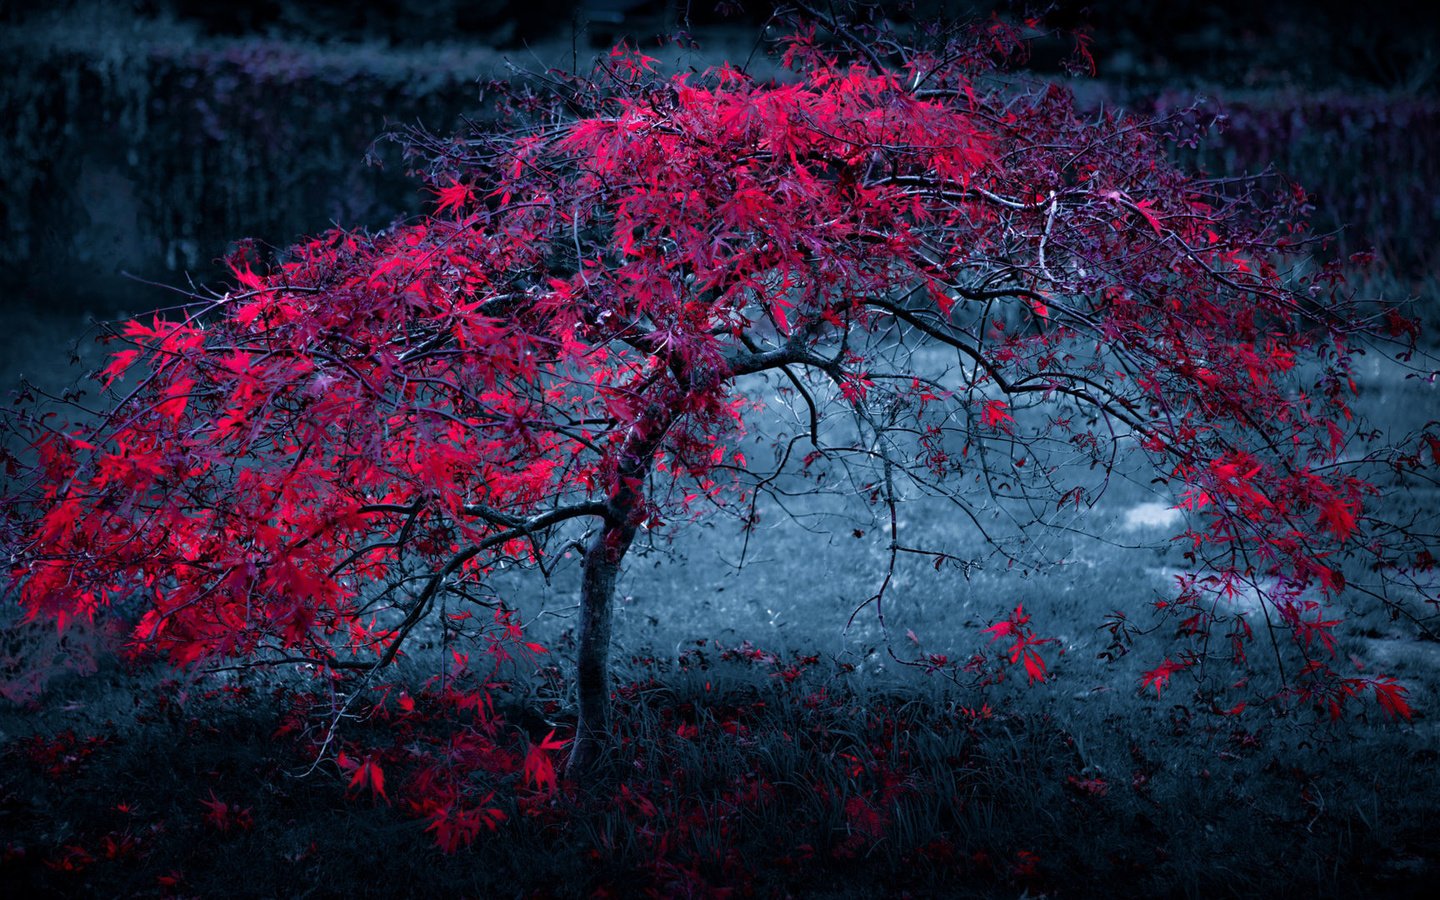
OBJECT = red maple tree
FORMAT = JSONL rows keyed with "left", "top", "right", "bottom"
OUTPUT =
{"left": 3, "top": 7, "right": 1435, "bottom": 774}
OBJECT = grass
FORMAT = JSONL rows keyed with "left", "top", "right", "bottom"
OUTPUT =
{"left": 1, "top": 636, "right": 1436, "bottom": 897}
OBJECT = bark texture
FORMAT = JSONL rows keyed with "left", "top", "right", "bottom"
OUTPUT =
{"left": 566, "top": 401, "right": 673, "bottom": 775}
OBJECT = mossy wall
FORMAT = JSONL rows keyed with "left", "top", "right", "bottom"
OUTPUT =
{"left": 1148, "top": 90, "right": 1440, "bottom": 278}
{"left": 3, "top": 7, "right": 1436, "bottom": 316}
{"left": 1, "top": 18, "right": 503, "bottom": 313}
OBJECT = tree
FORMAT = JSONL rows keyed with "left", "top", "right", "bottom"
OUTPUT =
{"left": 3, "top": 6, "right": 1435, "bottom": 776}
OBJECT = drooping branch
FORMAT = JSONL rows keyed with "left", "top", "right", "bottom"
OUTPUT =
{"left": 861, "top": 295, "right": 1150, "bottom": 435}
{"left": 334, "top": 501, "right": 608, "bottom": 671}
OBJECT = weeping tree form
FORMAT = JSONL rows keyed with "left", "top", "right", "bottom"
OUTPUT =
{"left": 4, "top": 8, "right": 1437, "bottom": 774}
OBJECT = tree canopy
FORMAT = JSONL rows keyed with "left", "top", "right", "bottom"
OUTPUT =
{"left": 4, "top": 8, "right": 1435, "bottom": 776}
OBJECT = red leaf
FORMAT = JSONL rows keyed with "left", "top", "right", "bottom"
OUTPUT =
{"left": 1022, "top": 648, "right": 1048, "bottom": 684}
{"left": 1132, "top": 198, "right": 1163, "bottom": 235}
{"left": 982, "top": 619, "right": 1014, "bottom": 641}
{"left": 158, "top": 378, "right": 195, "bottom": 422}
{"left": 200, "top": 791, "right": 229, "bottom": 829}
{"left": 1066, "top": 775, "right": 1109, "bottom": 797}
{"left": 1372, "top": 678, "right": 1412, "bottom": 721}
{"left": 770, "top": 297, "right": 792, "bottom": 334}
{"left": 348, "top": 758, "right": 388, "bottom": 803}
{"left": 981, "top": 400, "right": 1014, "bottom": 431}
{"left": 101, "top": 349, "right": 140, "bottom": 388}
{"left": 522, "top": 743, "right": 558, "bottom": 794}
{"left": 1318, "top": 495, "right": 1358, "bottom": 544}
{"left": 434, "top": 181, "right": 472, "bottom": 216}
{"left": 1141, "top": 658, "right": 1188, "bottom": 696}
{"left": 232, "top": 265, "right": 265, "bottom": 292}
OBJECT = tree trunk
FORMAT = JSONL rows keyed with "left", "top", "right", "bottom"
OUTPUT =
{"left": 567, "top": 515, "right": 633, "bottom": 775}
{"left": 566, "top": 410, "right": 667, "bottom": 775}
